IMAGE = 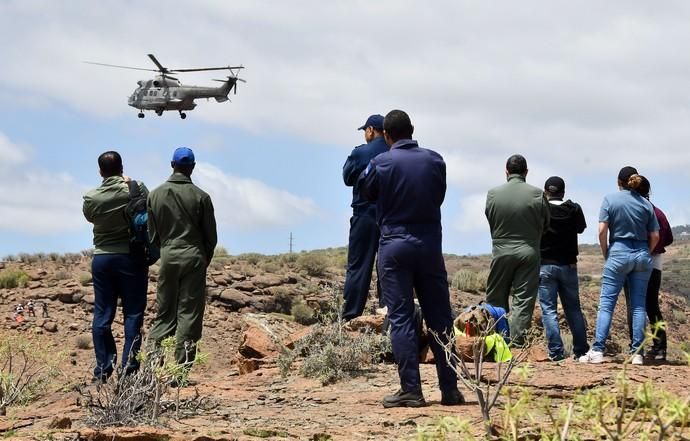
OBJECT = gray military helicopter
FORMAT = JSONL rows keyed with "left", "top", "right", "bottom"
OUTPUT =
{"left": 86, "top": 54, "right": 245, "bottom": 119}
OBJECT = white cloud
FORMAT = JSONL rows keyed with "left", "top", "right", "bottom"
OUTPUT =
{"left": 193, "top": 162, "right": 318, "bottom": 229}
{"left": 0, "top": 131, "right": 87, "bottom": 234}
{"left": 0, "top": 170, "right": 88, "bottom": 234}
{"left": 1, "top": 1, "right": 690, "bottom": 251}
{"left": 0, "top": 132, "right": 28, "bottom": 170}
{"left": 454, "top": 193, "right": 489, "bottom": 233}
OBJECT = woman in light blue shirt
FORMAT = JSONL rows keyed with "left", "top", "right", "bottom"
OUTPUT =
{"left": 579, "top": 167, "right": 659, "bottom": 365}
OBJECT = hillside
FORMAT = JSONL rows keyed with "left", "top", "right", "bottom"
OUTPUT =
{"left": 0, "top": 243, "right": 688, "bottom": 439}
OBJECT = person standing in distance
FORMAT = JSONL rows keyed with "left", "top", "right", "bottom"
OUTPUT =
{"left": 537, "top": 176, "right": 589, "bottom": 361}
{"left": 147, "top": 147, "right": 217, "bottom": 367}
{"left": 83, "top": 151, "right": 148, "bottom": 382}
{"left": 342, "top": 114, "right": 388, "bottom": 321}
{"left": 485, "top": 155, "right": 550, "bottom": 346}
{"left": 358, "top": 109, "right": 463, "bottom": 408}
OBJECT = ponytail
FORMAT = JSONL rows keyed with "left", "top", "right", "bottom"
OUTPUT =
{"left": 627, "top": 174, "right": 643, "bottom": 191}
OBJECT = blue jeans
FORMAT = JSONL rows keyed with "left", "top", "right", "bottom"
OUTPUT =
{"left": 592, "top": 241, "right": 652, "bottom": 354}
{"left": 538, "top": 264, "right": 589, "bottom": 358}
{"left": 92, "top": 254, "right": 148, "bottom": 379}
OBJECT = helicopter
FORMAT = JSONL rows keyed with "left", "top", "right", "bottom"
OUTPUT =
{"left": 85, "top": 54, "right": 245, "bottom": 119}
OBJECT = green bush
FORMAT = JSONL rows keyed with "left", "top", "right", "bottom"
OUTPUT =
{"left": 0, "top": 269, "right": 30, "bottom": 289}
{"left": 297, "top": 253, "right": 328, "bottom": 277}
{"left": 450, "top": 269, "right": 489, "bottom": 293}
{"left": 79, "top": 272, "right": 93, "bottom": 286}
{"left": 213, "top": 246, "right": 229, "bottom": 258}
{"left": 291, "top": 302, "right": 316, "bottom": 325}
{"left": 272, "top": 287, "right": 293, "bottom": 314}
{"left": 238, "top": 252, "right": 264, "bottom": 265}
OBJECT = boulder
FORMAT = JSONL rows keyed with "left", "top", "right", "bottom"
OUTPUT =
{"left": 228, "top": 272, "right": 246, "bottom": 281}
{"left": 345, "top": 314, "right": 386, "bottom": 333}
{"left": 27, "top": 281, "right": 43, "bottom": 290}
{"left": 238, "top": 323, "right": 279, "bottom": 359}
{"left": 252, "top": 274, "right": 284, "bottom": 289}
{"left": 232, "top": 280, "right": 257, "bottom": 292}
{"left": 43, "top": 322, "right": 58, "bottom": 333}
{"left": 48, "top": 416, "right": 72, "bottom": 429}
{"left": 57, "top": 289, "right": 80, "bottom": 303}
{"left": 212, "top": 276, "right": 229, "bottom": 286}
{"left": 82, "top": 294, "right": 95, "bottom": 305}
{"left": 218, "top": 289, "right": 253, "bottom": 311}
{"left": 235, "top": 314, "right": 306, "bottom": 374}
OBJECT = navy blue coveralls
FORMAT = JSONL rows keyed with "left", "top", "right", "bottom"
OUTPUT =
{"left": 342, "top": 136, "right": 388, "bottom": 320}
{"left": 358, "top": 139, "right": 457, "bottom": 394}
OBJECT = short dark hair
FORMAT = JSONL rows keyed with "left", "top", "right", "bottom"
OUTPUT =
{"left": 172, "top": 163, "right": 195, "bottom": 177}
{"left": 506, "top": 154, "right": 527, "bottom": 175}
{"left": 383, "top": 110, "right": 414, "bottom": 142}
{"left": 98, "top": 151, "right": 123, "bottom": 177}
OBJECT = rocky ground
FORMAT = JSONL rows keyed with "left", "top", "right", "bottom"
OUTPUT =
{"left": 0, "top": 244, "right": 688, "bottom": 440}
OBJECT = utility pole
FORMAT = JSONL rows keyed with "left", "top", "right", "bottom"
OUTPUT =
{"left": 289, "top": 232, "right": 294, "bottom": 254}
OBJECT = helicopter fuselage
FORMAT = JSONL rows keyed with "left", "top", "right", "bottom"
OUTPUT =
{"left": 128, "top": 76, "right": 236, "bottom": 116}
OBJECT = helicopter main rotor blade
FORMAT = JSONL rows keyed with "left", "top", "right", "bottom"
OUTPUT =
{"left": 172, "top": 66, "right": 245, "bottom": 73}
{"left": 83, "top": 61, "right": 158, "bottom": 72}
{"left": 147, "top": 54, "right": 169, "bottom": 73}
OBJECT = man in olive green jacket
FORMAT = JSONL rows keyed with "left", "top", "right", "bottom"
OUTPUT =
{"left": 485, "top": 154, "right": 550, "bottom": 346}
{"left": 147, "top": 147, "right": 217, "bottom": 365}
{"left": 83, "top": 151, "right": 148, "bottom": 381}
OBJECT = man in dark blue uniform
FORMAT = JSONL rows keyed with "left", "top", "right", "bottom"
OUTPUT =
{"left": 341, "top": 114, "right": 388, "bottom": 321}
{"left": 358, "top": 110, "right": 463, "bottom": 408}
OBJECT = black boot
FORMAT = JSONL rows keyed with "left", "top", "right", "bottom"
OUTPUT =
{"left": 382, "top": 389, "right": 427, "bottom": 408}
{"left": 441, "top": 388, "right": 465, "bottom": 406}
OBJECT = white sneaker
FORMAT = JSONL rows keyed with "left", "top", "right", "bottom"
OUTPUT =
{"left": 630, "top": 354, "right": 644, "bottom": 365}
{"left": 578, "top": 350, "right": 604, "bottom": 363}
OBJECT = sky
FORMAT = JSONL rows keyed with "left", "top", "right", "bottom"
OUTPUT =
{"left": 1, "top": 0, "right": 689, "bottom": 257}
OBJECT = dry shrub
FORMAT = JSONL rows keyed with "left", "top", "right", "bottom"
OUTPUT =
{"left": 0, "top": 335, "right": 60, "bottom": 415}
{"left": 279, "top": 288, "right": 390, "bottom": 386}
{"left": 279, "top": 320, "right": 390, "bottom": 385}
{"left": 75, "top": 335, "right": 92, "bottom": 350}
{"left": 83, "top": 337, "right": 212, "bottom": 427}
{"left": 450, "top": 269, "right": 489, "bottom": 293}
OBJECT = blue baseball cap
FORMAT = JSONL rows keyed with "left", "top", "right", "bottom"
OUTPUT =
{"left": 357, "top": 114, "right": 384, "bottom": 131}
{"left": 172, "top": 147, "right": 195, "bottom": 165}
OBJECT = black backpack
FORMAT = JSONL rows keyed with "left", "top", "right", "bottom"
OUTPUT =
{"left": 124, "top": 180, "right": 160, "bottom": 266}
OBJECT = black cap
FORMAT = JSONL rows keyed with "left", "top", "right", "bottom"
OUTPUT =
{"left": 618, "top": 166, "right": 638, "bottom": 182}
{"left": 544, "top": 176, "right": 565, "bottom": 195}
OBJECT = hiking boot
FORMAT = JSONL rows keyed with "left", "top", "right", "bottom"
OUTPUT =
{"left": 578, "top": 350, "right": 604, "bottom": 364}
{"left": 441, "top": 388, "right": 465, "bottom": 406}
{"left": 646, "top": 347, "right": 666, "bottom": 361}
{"left": 382, "top": 389, "right": 427, "bottom": 408}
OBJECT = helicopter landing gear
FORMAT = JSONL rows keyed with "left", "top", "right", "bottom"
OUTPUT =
{"left": 137, "top": 112, "right": 144, "bottom": 118}
{"left": 155, "top": 110, "right": 163, "bottom": 116}
{"left": 179, "top": 111, "right": 187, "bottom": 119}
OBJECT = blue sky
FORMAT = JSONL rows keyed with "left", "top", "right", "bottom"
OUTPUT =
{"left": 1, "top": 1, "right": 689, "bottom": 257}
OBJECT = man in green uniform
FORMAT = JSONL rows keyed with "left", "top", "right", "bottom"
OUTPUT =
{"left": 147, "top": 147, "right": 217, "bottom": 365}
{"left": 485, "top": 154, "right": 550, "bottom": 346}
